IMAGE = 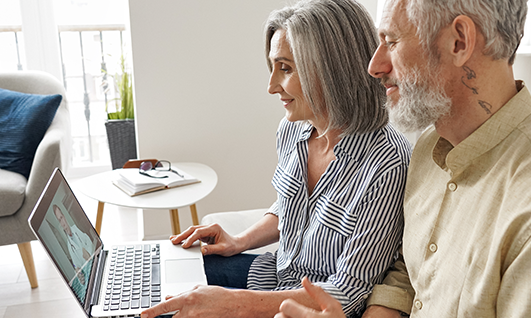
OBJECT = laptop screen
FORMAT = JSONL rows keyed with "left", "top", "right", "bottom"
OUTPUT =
{"left": 29, "top": 168, "right": 102, "bottom": 310}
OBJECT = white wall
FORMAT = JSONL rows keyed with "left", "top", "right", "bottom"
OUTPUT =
{"left": 514, "top": 54, "right": 531, "bottom": 85}
{"left": 128, "top": 1, "right": 291, "bottom": 231}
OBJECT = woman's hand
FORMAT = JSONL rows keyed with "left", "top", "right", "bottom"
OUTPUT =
{"left": 274, "top": 277, "right": 346, "bottom": 318}
{"left": 169, "top": 223, "right": 244, "bottom": 257}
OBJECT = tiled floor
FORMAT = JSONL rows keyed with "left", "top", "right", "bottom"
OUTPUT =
{"left": 0, "top": 182, "right": 141, "bottom": 318}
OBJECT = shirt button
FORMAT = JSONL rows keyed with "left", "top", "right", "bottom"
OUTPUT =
{"left": 448, "top": 182, "right": 457, "bottom": 191}
{"left": 429, "top": 243, "right": 438, "bottom": 253}
{"left": 415, "top": 300, "right": 423, "bottom": 309}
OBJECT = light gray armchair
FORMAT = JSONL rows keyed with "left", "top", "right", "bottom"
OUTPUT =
{"left": 0, "top": 71, "right": 70, "bottom": 288}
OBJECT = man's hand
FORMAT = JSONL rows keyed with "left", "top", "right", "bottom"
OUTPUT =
{"left": 141, "top": 285, "right": 236, "bottom": 318}
{"left": 169, "top": 223, "right": 243, "bottom": 256}
{"left": 274, "top": 277, "right": 346, "bottom": 318}
{"left": 361, "top": 305, "right": 405, "bottom": 318}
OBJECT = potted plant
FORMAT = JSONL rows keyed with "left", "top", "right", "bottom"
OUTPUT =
{"left": 104, "top": 55, "right": 137, "bottom": 169}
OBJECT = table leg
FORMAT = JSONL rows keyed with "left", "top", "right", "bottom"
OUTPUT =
{"left": 190, "top": 204, "right": 199, "bottom": 226}
{"left": 95, "top": 201, "right": 105, "bottom": 234}
{"left": 170, "top": 209, "right": 181, "bottom": 235}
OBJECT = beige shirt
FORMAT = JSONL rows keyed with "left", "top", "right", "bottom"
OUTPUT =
{"left": 367, "top": 82, "right": 531, "bottom": 317}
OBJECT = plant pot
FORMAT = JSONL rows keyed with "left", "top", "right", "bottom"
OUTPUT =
{"left": 105, "top": 119, "right": 137, "bottom": 169}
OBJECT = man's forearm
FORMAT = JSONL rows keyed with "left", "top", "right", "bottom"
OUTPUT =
{"left": 231, "top": 287, "right": 321, "bottom": 318}
{"left": 366, "top": 253, "right": 414, "bottom": 314}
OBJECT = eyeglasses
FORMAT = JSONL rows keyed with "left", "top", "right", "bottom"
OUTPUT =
{"left": 139, "top": 160, "right": 184, "bottom": 178}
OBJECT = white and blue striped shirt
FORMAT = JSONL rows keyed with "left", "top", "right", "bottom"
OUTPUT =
{"left": 247, "top": 118, "right": 411, "bottom": 317}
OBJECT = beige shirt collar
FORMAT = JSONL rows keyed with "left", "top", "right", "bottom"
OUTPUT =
{"left": 432, "top": 81, "right": 531, "bottom": 175}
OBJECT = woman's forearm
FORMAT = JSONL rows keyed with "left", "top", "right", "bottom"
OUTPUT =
{"left": 235, "top": 213, "right": 280, "bottom": 252}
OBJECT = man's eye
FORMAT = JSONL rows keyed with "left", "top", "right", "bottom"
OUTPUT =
{"left": 385, "top": 39, "right": 397, "bottom": 47}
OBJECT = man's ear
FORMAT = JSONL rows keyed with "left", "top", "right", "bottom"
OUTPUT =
{"left": 448, "top": 15, "right": 477, "bottom": 67}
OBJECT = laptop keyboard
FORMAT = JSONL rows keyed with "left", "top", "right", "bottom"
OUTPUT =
{"left": 103, "top": 244, "right": 161, "bottom": 311}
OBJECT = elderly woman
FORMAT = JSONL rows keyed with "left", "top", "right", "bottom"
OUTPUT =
{"left": 141, "top": 1, "right": 410, "bottom": 317}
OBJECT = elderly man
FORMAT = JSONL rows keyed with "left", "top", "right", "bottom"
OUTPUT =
{"left": 275, "top": 0, "right": 531, "bottom": 317}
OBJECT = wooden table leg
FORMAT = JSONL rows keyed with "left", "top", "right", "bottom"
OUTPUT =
{"left": 170, "top": 209, "right": 181, "bottom": 235}
{"left": 18, "top": 242, "right": 38, "bottom": 288}
{"left": 95, "top": 201, "right": 105, "bottom": 234}
{"left": 190, "top": 203, "right": 199, "bottom": 226}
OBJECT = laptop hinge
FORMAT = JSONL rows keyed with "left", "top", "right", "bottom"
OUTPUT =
{"left": 89, "top": 248, "right": 108, "bottom": 309}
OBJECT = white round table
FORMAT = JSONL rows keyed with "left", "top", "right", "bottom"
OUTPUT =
{"left": 75, "top": 162, "right": 217, "bottom": 235}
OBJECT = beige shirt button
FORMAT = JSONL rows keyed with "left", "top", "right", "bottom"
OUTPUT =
{"left": 429, "top": 243, "right": 438, "bottom": 253}
{"left": 448, "top": 182, "right": 457, "bottom": 191}
{"left": 415, "top": 300, "right": 423, "bottom": 310}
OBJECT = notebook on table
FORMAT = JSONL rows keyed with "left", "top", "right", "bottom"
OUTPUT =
{"left": 28, "top": 168, "right": 207, "bottom": 318}
{"left": 113, "top": 168, "right": 200, "bottom": 197}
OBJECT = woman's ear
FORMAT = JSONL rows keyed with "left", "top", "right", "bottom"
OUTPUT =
{"left": 448, "top": 15, "right": 477, "bottom": 67}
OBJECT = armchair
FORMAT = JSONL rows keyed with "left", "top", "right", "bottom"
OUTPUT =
{"left": 0, "top": 71, "right": 70, "bottom": 288}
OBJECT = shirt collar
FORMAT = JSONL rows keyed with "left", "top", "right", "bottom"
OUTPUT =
{"left": 433, "top": 81, "right": 531, "bottom": 174}
{"left": 298, "top": 120, "right": 381, "bottom": 162}
{"left": 299, "top": 121, "right": 314, "bottom": 142}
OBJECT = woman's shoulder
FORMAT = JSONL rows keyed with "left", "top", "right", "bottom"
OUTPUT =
{"left": 373, "top": 124, "right": 412, "bottom": 166}
{"left": 341, "top": 124, "right": 412, "bottom": 168}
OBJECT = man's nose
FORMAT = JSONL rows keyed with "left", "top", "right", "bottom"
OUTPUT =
{"left": 368, "top": 45, "right": 392, "bottom": 78}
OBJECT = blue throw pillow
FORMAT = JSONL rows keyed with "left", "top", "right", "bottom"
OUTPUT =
{"left": 0, "top": 88, "right": 62, "bottom": 179}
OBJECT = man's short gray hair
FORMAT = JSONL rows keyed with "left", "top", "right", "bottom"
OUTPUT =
{"left": 405, "top": 0, "right": 527, "bottom": 64}
{"left": 265, "top": 0, "right": 388, "bottom": 135}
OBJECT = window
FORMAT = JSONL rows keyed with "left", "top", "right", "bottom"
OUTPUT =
{"left": 0, "top": 0, "right": 132, "bottom": 176}
{"left": 0, "top": 1, "right": 23, "bottom": 71}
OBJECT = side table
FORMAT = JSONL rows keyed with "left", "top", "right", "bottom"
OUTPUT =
{"left": 74, "top": 162, "right": 217, "bottom": 235}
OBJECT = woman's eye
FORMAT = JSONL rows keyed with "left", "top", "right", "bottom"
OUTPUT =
{"left": 280, "top": 63, "right": 291, "bottom": 73}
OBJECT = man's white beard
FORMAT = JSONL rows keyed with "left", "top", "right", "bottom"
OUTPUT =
{"left": 386, "top": 66, "right": 452, "bottom": 132}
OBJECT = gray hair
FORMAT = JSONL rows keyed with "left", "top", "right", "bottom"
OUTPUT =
{"left": 265, "top": 0, "right": 388, "bottom": 135}
{"left": 405, "top": 0, "right": 527, "bottom": 64}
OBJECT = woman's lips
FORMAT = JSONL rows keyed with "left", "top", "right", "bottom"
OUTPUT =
{"left": 281, "top": 99, "right": 294, "bottom": 107}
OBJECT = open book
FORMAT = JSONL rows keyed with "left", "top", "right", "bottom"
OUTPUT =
{"left": 113, "top": 168, "right": 200, "bottom": 196}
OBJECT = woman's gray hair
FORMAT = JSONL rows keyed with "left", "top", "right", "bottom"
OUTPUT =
{"left": 405, "top": 0, "right": 527, "bottom": 64}
{"left": 265, "top": 0, "right": 387, "bottom": 135}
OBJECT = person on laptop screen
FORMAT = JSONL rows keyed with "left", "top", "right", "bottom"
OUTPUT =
{"left": 142, "top": 0, "right": 410, "bottom": 317}
{"left": 53, "top": 204, "right": 95, "bottom": 287}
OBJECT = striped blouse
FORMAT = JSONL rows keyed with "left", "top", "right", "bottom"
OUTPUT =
{"left": 247, "top": 118, "right": 411, "bottom": 317}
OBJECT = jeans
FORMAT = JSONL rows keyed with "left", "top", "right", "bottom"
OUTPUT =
{"left": 203, "top": 253, "right": 259, "bottom": 289}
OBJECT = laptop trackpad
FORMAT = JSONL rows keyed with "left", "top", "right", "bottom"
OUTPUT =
{"left": 165, "top": 259, "right": 204, "bottom": 283}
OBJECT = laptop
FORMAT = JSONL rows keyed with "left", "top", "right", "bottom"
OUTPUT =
{"left": 28, "top": 168, "right": 207, "bottom": 318}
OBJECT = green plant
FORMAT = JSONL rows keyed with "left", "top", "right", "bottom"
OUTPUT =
{"left": 106, "top": 55, "right": 134, "bottom": 120}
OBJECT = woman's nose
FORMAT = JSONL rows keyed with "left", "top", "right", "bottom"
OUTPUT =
{"left": 368, "top": 45, "right": 392, "bottom": 79}
{"left": 268, "top": 71, "right": 282, "bottom": 95}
